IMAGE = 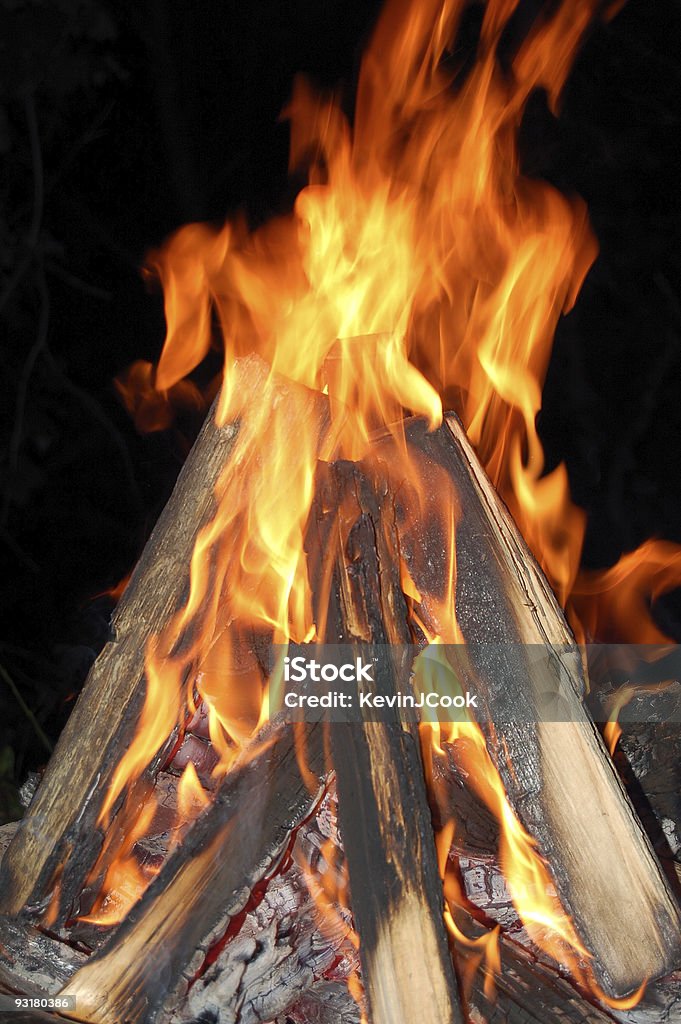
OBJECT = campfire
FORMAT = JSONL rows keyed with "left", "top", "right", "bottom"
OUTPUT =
{"left": 1, "top": 1, "right": 680, "bottom": 1022}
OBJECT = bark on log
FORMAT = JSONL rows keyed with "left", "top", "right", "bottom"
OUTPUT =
{"left": 0, "top": 824, "right": 87, "bottom": 1014}
{"left": 310, "top": 460, "right": 465, "bottom": 1024}
{"left": 370, "top": 414, "right": 681, "bottom": 998}
{"left": 0, "top": 355, "right": 328, "bottom": 924}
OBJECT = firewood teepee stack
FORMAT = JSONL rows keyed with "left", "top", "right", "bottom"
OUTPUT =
{"left": 2, "top": 0, "right": 681, "bottom": 1021}
{"left": 0, "top": 358, "right": 680, "bottom": 1024}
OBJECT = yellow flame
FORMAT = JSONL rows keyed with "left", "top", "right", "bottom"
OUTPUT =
{"left": 106, "top": 0, "right": 633, "bottom": 821}
{"left": 415, "top": 649, "right": 587, "bottom": 965}
{"left": 93, "top": 3, "right": 661, "bottom": 1004}
{"left": 78, "top": 800, "right": 159, "bottom": 927}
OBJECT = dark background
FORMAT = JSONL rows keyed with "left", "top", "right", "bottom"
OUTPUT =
{"left": 1, "top": 0, "right": 680, "bottom": 818}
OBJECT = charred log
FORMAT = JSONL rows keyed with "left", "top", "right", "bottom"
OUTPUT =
{"left": 310, "top": 459, "right": 465, "bottom": 1024}
{"left": 0, "top": 355, "right": 328, "bottom": 925}
{"left": 59, "top": 721, "right": 328, "bottom": 1024}
{"left": 369, "top": 413, "right": 681, "bottom": 997}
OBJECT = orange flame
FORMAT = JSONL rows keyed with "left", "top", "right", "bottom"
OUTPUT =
{"left": 428, "top": 712, "right": 649, "bottom": 1008}
{"left": 571, "top": 539, "right": 681, "bottom": 644}
{"left": 416, "top": 649, "right": 587, "bottom": 967}
{"left": 434, "top": 817, "right": 501, "bottom": 1001}
{"left": 604, "top": 676, "right": 675, "bottom": 756}
{"left": 78, "top": 800, "right": 159, "bottom": 927}
{"left": 91, "top": 0, "right": 671, "bottom": 1005}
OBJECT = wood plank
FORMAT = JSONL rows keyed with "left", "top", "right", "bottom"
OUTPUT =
{"left": 0, "top": 355, "right": 328, "bottom": 923}
{"left": 310, "top": 460, "right": 465, "bottom": 1024}
{"left": 377, "top": 414, "right": 681, "bottom": 997}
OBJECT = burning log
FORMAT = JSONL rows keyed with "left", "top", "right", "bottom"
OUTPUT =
{"left": 383, "top": 414, "right": 681, "bottom": 998}
{"left": 1, "top": 366, "right": 679, "bottom": 1017}
{"left": 60, "top": 457, "right": 466, "bottom": 1024}
{"left": 454, "top": 906, "right": 618, "bottom": 1024}
{"left": 58, "top": 721, "right": 328, "bottom": 1024}
{"left": 452, "top": 856, "right": 681, "bottom": 1024}
{"left": 606, "top": 682, "right": 681, "bottom": 866}
{"left": 309, "top": 460, "right": 465, "bottom": 1024}
{"left": 1, "top": 0, "right": 679, "bottom": 1017}
{"left": 170, "top": 790, "right": 358, "bottom": 1024}
{"left": 0, "top": 799, "right": 358, "bottom": 1024}
{"left": 0, "top": 354, "right": 328, "bottom": 924}
{"left": 3, "top": 813, "right": 680, "bottom": 1024}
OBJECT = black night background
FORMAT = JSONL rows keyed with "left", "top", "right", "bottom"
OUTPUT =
{"left": 0, "top": 0, "right": 680, "bottom": 819}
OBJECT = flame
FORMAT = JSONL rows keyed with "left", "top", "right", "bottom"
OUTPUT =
{"left": 101, "top": 641, "right": 180, "bottom": 822}
{"left": 603, "top": 715, "right": 624, "bottom": 759}
{"left": 116, "top": 359, "right": 206, "bottom": 434}
{"left": 429, "top": 717, "right": 650, "bottom": 1010}
{"left": 94, "top": 571, "right": 131, "bottom": 603}
{"left": 78, "top": 800, "right": 159, "bottom": 927}
{"left": 176, "top": 761, "right": 211, "bottom": 821}
{"left": 87, "top": 0, "right": 672, "bottom": 1004}
{"left": 571, "top": 539, "right": 681, "bottom": 644}
{"left": 416, "top": 650, "right": 587, "bottom": 970}
{"left": 421, "top": 647, "right": 651, "bottom": 1008}
{"left": 419, "top": 645, "right": 648, "bottom": 1008}
{"left": 604, "top": 677, "right": 675, "bottom": 756}
{"left": 603, "top": 683, "right": 638, "bottom": 756}
{"left": 434, "top": 817, "right": 501, "bottom": 1001}
{"left": 118, "top": 0, "right": 680, "bottom": 650}
{"left": 120, "top": 0, "right": 606, "bottom": 629}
